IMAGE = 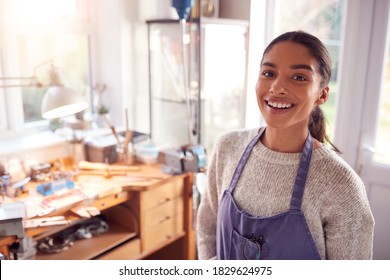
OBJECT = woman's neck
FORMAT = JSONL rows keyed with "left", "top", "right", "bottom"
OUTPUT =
{"left": 261, "top": 126, "right": 310, "bottom": 153}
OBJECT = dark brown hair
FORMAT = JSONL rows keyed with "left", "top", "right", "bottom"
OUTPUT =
{"left": 262, "top": 31, "right": 340, "bottom": 153}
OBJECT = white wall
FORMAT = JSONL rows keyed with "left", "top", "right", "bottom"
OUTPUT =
{"left": 92, "top": 0, "right": 178, "bottom": 134}
{"left": 92, "top": 0, "right": 253, "bottom": 134}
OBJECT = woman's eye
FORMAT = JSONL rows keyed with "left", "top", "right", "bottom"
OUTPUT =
{"left": 262, "top": 71, "right": 274, "bottom": 78}
{"left": 292, "top": 75, "right": 307, "bottom": 81}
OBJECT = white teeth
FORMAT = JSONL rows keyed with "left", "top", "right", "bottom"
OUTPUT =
{"left": 267, "top": 101, "right": 292, "bottom": 109}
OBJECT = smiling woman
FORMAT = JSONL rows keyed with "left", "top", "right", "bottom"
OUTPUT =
{"left": 196, "top": 31, "right": 374, "bottom": 260}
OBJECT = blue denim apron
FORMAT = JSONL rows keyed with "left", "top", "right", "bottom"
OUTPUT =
{"left": 216, "top": 129, "right": 321, "bottom": 260}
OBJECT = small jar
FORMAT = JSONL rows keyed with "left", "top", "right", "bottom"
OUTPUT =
{"left": 116, "top": 145, "right": 135, "bottom": 165}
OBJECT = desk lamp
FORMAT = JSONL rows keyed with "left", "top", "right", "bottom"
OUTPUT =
{"left": 0, "top": 61, "right": 88, "bottom": 119}
{"left": 41, "top": 65, "right": 88, "bottom": 119}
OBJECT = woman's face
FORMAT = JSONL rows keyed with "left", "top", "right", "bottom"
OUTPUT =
{"left": 256, "top": 41, "right": 329, "bottom": 131}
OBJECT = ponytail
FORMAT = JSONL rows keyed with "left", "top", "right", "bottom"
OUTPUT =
{"left": 309, "top": 106, "right": 341, "bottom": 153}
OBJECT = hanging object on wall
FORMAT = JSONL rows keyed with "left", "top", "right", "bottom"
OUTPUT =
{"left": 201, "top": 0, "right": 219, "bottom": 17}
{"left": 171, "top": 0, "right": 194, "bottom": 20}
{"left": 170, "top": 0, "right": 198, "bottom": 146}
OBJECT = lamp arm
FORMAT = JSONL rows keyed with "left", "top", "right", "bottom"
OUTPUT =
{"left": 33, "top": 59, "right": 53, "bottom": 76}
{"left": 0, "top": 59, "right": 53, "bottom": 88}
{"left": 0, "top": 77, "right": 35, "bottom": 80}
{"left": 0, "top": 76, "right": 40, "bottom": 88}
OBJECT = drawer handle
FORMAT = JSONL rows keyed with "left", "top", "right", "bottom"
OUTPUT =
{"left": 158, "top": 198, "right": 170, "bottom": 205}
{"left": 158, "top": 216, "right": 172, "bottom": 224}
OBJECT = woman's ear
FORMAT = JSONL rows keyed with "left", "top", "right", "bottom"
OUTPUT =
{"left": 317, "top": 86, "right": 329, "bottom": 105}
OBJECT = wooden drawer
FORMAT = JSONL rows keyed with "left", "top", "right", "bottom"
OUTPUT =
{"left": 92, "top": 191, "right": 131, "bottom": 211}
{"left": 142, "top": 214, "right": 184, "bottom": 252}
{"left": 141, "top": 179, "right": 183, "bottom": 211}
{"left": 95, "top": 238, "right": 140, "bottom": 260}
{"left": 143, "top": 197, "right": 184, "bottom": 230}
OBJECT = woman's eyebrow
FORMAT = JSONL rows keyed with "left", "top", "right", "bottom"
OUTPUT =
{"left": 290, "top": 64, "right": 314, "bottom": 71}
{"left": 261, "top": 62, "right": 314, "bottom": 72}
{"left": 261, "top": 62, "right": 276, "bottom": 68}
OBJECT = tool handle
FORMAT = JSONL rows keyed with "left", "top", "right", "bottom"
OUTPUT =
{"left": 78, "top": 161, "right": 140, "bottom": 172}
{"left": 123, "top": 108, "right": 133, "bottom": 149}
{"left": 101, "top": 114, "right": 121, "bottom": 146}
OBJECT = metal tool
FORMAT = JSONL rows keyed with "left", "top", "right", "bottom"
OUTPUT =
{"left": 0, "top": 202, "right": 26, "bottom": 252}
{"left": 158, "top": 145, "right": 206, "bottom": 174}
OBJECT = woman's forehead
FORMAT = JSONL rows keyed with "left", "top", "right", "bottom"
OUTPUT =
{"left": 262, "top": 41, "right": 318, "bottom": 66}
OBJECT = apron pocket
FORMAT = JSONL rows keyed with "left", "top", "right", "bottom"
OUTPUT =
{"left": 230, "top": 229, "right": 263, "bottom": 260}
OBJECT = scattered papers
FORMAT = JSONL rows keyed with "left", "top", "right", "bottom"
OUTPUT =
{"left": 23, "top": 216, "right": 70, "bottom": 228}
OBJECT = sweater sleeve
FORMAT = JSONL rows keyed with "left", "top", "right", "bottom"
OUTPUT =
{"left": 322, "top": 168, "right": 375, "bottom": 259}
{"left": 196, "top": 129, "right": 256, "bottom": 259}
{"left": 196, "top": 141, "right": 221, "bottom": 260}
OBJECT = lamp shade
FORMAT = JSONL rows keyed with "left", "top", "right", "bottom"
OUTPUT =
{"left": 41, "top": 85, "right": 88, "bottom": 119}
{"left": 40, "top": 65, "right": 88, "bottom": 119}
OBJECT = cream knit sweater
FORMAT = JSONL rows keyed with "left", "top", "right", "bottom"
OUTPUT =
{"left": 196, "top": 128, "right": 374, "bottom": 260}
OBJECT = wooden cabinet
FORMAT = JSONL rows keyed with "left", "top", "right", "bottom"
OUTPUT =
{"left": 126, "top": 178, "right": 187, "bottom": 256}
{"left": 0, "top": 164, "right": 195, "bottom": 260}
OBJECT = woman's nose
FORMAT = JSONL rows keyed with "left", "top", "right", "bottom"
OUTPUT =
{"left": 269, "top": 78, "right": 288, "bottom": 95}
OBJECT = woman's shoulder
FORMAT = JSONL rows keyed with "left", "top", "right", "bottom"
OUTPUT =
{"left": 313, "top": 145, "right": 364, "bottom": 187}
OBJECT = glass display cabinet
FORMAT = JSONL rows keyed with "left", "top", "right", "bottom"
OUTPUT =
{"left": 147, "top": 18, "right": 249, "bottom": 151}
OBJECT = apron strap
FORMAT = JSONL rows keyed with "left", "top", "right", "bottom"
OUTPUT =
{"left": 227, "top": 128, "right": 265, "bottom": 193}
{"left": 290, "top": 133, "right": 314, "bottom": 211}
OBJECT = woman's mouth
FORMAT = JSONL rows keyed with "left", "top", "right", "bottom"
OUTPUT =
{"left": 266, "top": 100, "right": 293, "bottom": 109}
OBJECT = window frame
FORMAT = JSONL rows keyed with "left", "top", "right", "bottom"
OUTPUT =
{"left": 0, "top": 52, "right": 8, "bottom": 131}
{"left": 0, "top": 0, "right": 93, "bottom": 138}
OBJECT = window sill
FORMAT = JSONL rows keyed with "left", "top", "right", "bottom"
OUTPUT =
{"left": 0, "top": 130, "right": 67, "bottom": 157}
{"left": 0, "top": 127, "right": 115, "bottom": 158}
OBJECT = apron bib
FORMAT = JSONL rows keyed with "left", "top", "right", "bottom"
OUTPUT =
{"left": 216, "top": 129, "right": 321, "bottom": 260}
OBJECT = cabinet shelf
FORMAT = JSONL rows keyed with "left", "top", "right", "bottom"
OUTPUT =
{"left": 147, "top": 19, "right": 249, "bottom": 149}
{"left": 34, "top": 222, "right": 136, "bottom": 260}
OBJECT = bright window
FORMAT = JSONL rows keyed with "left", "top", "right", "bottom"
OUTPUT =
{"left": 0, "top": 0, "right": 92, "bottom": 133}
{"left": 375, "top": 45, "right": 390, "bottom": 164}
{"left": 18, "top": 34, "right": 90, "bottom": 123}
